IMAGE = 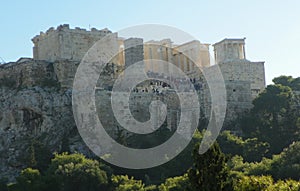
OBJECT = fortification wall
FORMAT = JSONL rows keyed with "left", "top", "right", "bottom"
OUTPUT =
{"left": 201, "top": 59, "right": 265, "bottom": 123}
{"left": 95, "top": 88, "right": 200, "bottom": 139}
{"left": 32, "top": 24, "right": 113, "bottom": 62}
{"left": 217, "top": 61, "right": 265, "bottom": 99}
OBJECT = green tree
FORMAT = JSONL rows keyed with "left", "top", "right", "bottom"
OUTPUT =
{"left": 273, "top": 75, "right": 300, "bottom": 91}
{"left": 188, "top": 142, "right": 232, "bottom": 191}
{"left": 272, "top": 141, "right": 300, "bottom": 180}
{"left": 273, "top": 76, "right": 294, "bottom": 87}
{"left": 241, "top": 83, "right": 299, "bottom": 154}
{"left": 218, "top": 131, "right": 269, "bottom": 162}
{"left": 16, "top": 168, "right": 43, "bottom": 191}
{"left": 111, "top": 175, "right": 145, "bottom": 191}
{"left": 233, "top": 175, "right": 300, "bottom": 191}
{"left": 243, "top": 138, "right": 269, "bottom": 162}
{"left": 217, "top": 131, "right": 244, "bottom": 157}
{"left": 113, "top": 130, "right": 203, "bottom": 185}
{"left": 45, "top": 153, "right": 108, "bottom": 191}
{"left": 158, "top": 174, "right": 192, "bottom": 191}
{"left": 229, "top": 142, "right": 300, "bottom": 181}
{"left": 233, "top": 175, "right": 273, "bottom": 191}
{"left": 267, "top": 179, "right": 300, "bottom": 191}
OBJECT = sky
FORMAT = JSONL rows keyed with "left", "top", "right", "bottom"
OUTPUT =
{"left": 0, "top": 0, "right": 299, "bottom": 84}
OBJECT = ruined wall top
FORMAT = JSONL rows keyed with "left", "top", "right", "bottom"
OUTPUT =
{"left": 31, "top": 24, "right": 112, "bottom": 43}
{"left": 31, "top": 24, "right": 113, "bottom": 62}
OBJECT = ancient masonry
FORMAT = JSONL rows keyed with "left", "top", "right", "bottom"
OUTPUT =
{"left": 30, "top": 24, "right": 265, "bottom": 121}
{"left": 0, "top": 24, "right": 265, "bottom": 179}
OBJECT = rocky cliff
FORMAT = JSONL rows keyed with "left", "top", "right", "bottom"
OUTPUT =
{"left": 0, "top": 59, "right": 87, "bottom": 180}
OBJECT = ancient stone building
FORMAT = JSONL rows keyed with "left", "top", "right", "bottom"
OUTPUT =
{"left": 143, "top": 39, "right": 210, "bottom": 75}
{"left": 213, "top": 38, "right": 246, "bottom": 65}
{"left": 0, "top": 24, "right": 266, "bottom": 180}
{"left": 2, "top": 24, "right": 266, "bottom": 131}
{"left": 143, "top": 39, "right": 173, "bottom": 73}
{"left": 173, "top": 40, "right": 210, "bottom": 69}
{"left": 3, "top": 24, "right": 266, "bottom": 129}
{"left": 32, "top": 24, "right": 112, "bottom": 62}
{"left": 202, "top": 38, "right": 265, "bottom": 123}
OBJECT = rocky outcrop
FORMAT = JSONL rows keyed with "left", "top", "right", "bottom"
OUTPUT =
{"left": 0, "top": 87, "right": 68, "bottom": 177}
{"left": 0, "top": 60, "right": 87, "bottom": 181}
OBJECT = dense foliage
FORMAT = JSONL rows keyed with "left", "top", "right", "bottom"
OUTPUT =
{"left": 239, "top": 76, "right": 300, "bottom": 154}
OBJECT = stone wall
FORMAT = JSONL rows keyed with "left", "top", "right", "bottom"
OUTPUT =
{"left": 32, "top": 24, "right": 112, "bottom": 62}
{"left": 202, "top": 59, "right": 265, "bottom": 122}
{"left": 124, "top": 38, "right": 144, "bottom": 68}
{"left": 217, "top": 60, "right": 265, "bottom": 99}
{"left": 95, "top": 87, "right": 200, "bottom": 139}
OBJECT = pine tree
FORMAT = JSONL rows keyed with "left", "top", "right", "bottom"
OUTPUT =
{"left": 188, "top": 142, "right": 231, "bottom": 191}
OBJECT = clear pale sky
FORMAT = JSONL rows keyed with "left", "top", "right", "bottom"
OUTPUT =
{"left": 0, "top": 0, "right": 299, "bottom": 84}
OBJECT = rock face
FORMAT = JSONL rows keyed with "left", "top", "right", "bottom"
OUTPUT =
{"left": 0, "top": 58, "right": 195, "bottom": 180}
{"left": 0, "top": 60, "right": 87, "bottom": 181}
{"left": 0, "top": 87, "right": 71, "bottom": 178}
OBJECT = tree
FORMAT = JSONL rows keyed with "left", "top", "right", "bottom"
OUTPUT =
{"left": 272, "top": 141, "right": 300, "bottom": 180}
{"left": 217, "top": 131, "right": 244, "bottom": 157}
{"left": 16, "top": 168, "right": 42, "bottom": 191}
{"left": 272, "top": 76, "right": 294, "bottom": 87}
{"left": 188, "top": 142, "right": 232, "bottom": 191}
{"left": 229, "top": 142, "right": 300, "bottom": 181}
{"left": 241, "top": 83, "right": 299, "bottom": 154}
{"left": 111, "top": 175, "right": 146, "bottom": 191}
{"left": 113, "top": 130, "right": 203, "bottom": 185}
{"left": 45, "top": 153, "right": 108, "bottom": 191}
{"left": 217, "top": 131, "right": 269, "bottom": 162}
{"left": 268, "top": 179, "right": 300, "bottom": 191}
{"left": 158, "top": 174, "right": 192, "bottom": 191}
{"left": 233, "top": 175, "right": 300, "bottom": 191}
{"left": 242, "top": 138, "right": 269, "bottom": 162}
{"left": 234, "top": 175, "right": 273, "bottom": 191}
{"left": 273, "top": 75, "right": 300, "bottom": 91}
